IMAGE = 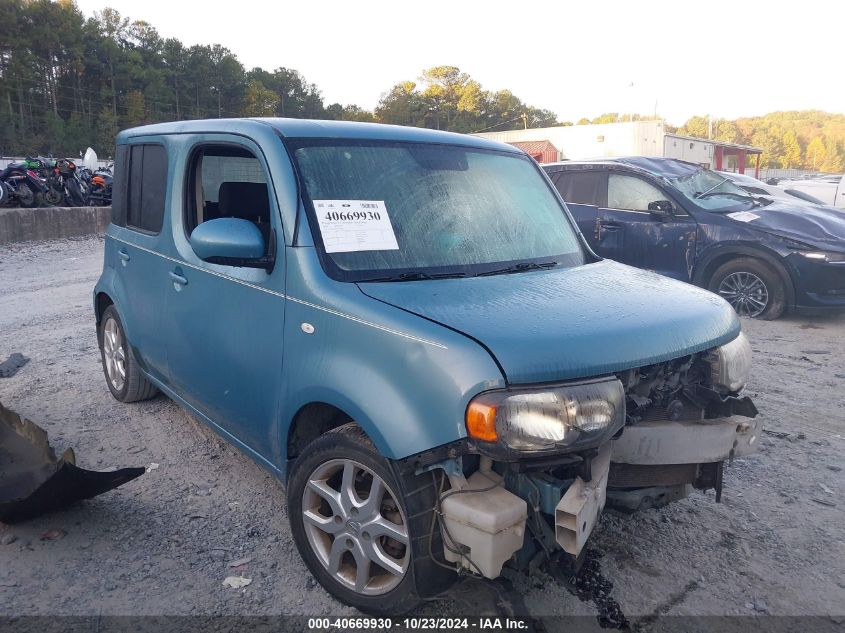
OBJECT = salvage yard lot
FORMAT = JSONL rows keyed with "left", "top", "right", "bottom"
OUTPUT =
{"left": 0, "top": 235, "right": 843, "bottom": 622}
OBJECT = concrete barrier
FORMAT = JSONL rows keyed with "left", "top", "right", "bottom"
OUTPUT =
{"left": 0, "top": 206, "right": 111, "bottom": 245}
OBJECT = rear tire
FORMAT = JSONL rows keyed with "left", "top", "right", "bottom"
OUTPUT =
{"left": 98, "top": 305, "right": 159, "bottom": 402}
{"left": 18, "top": 183, "right": 36, "bottom": 208}
{"left": 287, "top": 423, "right": 454, "bottom": 614}
{"left": 708, "top": 257, "right": 787, "bottom": 320}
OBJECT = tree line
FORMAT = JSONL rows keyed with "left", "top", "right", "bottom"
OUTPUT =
{"left": 2, "top": 1, "right": 843, "bottom": 173}
{"left": 0, "top": 0, "right": 555, "bottom": 157}
{"left": 673, "top": 111, "right": 845, "bottom": 172}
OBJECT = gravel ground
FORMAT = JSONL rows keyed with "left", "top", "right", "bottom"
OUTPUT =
{"left": 0, "top": 236, "right": 843, "bottom": 623}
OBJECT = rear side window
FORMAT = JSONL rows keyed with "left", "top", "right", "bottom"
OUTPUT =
{"left": 110, "top": 145, "right": 128, "bottom": 226}
{"left": 126, "top": 144, "right": 168, "bottom": 234}
{"left": 553, "top": 171, "right": 608, "bottom": 207}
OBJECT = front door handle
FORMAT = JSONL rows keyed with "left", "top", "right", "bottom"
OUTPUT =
{"left": 597, "top": 220, "right": 622, "bottom": 231}
{"left": 118, "top": 249, "right": 130, "bottom": 262}
{"left": 169, "top": 271, "right": 188, "bottom": 286}
{"left": 595, "top": 219, "right": 622, "bottom": 241}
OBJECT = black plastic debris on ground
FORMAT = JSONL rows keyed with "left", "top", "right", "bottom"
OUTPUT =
{"left": 0, "top": 353, "right": 29, "bottom": 378}
{"left": 550, "top": 548, "right": 631, "bottom": 630}
{"left": 0, "top": 400, "right": 145, "bottom": 524}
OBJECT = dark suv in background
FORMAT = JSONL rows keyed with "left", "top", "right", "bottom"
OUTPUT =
{"left": 543, "top": 158, "right": 845, "bottom": 319}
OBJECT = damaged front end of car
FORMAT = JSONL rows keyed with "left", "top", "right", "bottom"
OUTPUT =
{"left": 402, "top": 333, "right": 760, "bottom": 579}
{"left": 608, "top": 331, "right": 759, "bottom": 510}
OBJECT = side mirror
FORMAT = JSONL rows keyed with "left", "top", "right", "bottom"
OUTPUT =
{"left": 647, "top": 200, "right": 675, "bottom": 221}
{"left": 190, "top": 218, "right": 271, "bottom": 269}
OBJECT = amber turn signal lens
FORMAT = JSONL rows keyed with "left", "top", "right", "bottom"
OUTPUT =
{"left": 466, "top": 401, "right": 497, "bottom": 442}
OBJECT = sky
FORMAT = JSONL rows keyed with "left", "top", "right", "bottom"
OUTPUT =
{"left": 74, "top": 0, "right": 844, "bottom": 126}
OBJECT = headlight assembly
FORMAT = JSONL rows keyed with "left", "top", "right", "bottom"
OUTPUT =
{"left": 797, "top": 251, "right": 845, "bottom": 263}
{"left": 708, "top": 332, "right": 752, "bottom": 393}
{"left": 465, "top": 377, "right": 625, "bottom": 453}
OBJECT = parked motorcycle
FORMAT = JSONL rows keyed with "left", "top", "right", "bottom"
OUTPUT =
{"left": 0, "top": 161, "right": 48, "bottom": 208}
{"left": 84, "top": 167, "right": 112, "bottom": 206}
{"left": 77, "top": 147, "right": 111, "bottom": 206}
{"left": 42, "top": 159, "right": 66, "bottom": 206}
{"left": 51, "top": 158, "right": 87, "bottom": 206}
{"left": 23, "top": 156, "right": 54, "bottom": 178}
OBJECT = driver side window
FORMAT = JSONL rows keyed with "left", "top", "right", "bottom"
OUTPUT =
{"left": 185, "top": 144, "right": 273, "bottom": 255}
{"left": 607, "top": 174, "right": 666, "bottom": 212}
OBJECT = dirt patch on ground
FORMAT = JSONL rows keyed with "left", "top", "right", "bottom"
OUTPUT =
{"left": 0, "top": 236, "right": 843, "bottom": 621}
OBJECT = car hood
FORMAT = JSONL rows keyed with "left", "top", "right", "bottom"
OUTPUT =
{"left": 720, "top": 200, "right": 845, "bottom": 248}
{"left": 358, "top": 260, "right": 740, "bottom": 384}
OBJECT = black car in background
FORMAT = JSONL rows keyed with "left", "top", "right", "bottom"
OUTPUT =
{"left": 543, "top": 158, "right": 845, "bottom": 319}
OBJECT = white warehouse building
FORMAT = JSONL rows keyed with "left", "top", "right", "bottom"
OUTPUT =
{"left": 475, "top": 120, "right": 762, "bottom": 177}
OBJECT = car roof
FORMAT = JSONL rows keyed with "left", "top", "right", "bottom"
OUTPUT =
{"left": 116, "top": 117, "right": 519, "bottom": 153}
{"left": 543, "top": 156, "right": 703, "bottom": 179}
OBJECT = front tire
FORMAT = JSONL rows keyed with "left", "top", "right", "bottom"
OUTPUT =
{"left": 98, "top": 305, "right": 158, "bottom": 402}
{"left": 44, "top": 186, "right": 64, "bottom": 206}
{"left": 708, "top": 257, "right": 787, "bottom": 320}
{"left": 288, "top": 424, "right": 454, "bottom": 614}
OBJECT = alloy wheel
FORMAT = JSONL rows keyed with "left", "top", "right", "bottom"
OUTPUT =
{"left": 301, "top": 458, "right": 410, "bottom": 595}
{"left": 102, "top": 317, "right": 126, "bottom": 391}
{"left": 718, "top": 271, "right": 769, "bottom": 317}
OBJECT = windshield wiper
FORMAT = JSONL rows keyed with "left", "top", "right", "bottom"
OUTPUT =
{"left": 360, "top": 271, "right": 469, "bottom": 282}
{"left": 698, "top": 190, "right": 763, "bottom": 206}
{"left": 475, "top": 261, "right": 558, "bottom": 277}
{"left": 694, "top": 177, "right": 731, "bottom": 198}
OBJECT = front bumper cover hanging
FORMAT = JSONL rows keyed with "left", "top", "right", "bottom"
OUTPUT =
{"left": 0, "top": 400, "right": 144, "bottom": 524}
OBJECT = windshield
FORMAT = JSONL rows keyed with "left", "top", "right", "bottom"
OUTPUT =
{"left": 671, "top": 167, "right": 758, "bottom": 211}
{"left": 290, "top": 140, "right": 586, "bottom": 281}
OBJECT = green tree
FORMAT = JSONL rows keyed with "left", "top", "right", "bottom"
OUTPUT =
{"left": 713, "top": 119, "right": 739, "bottom": 144}
{"left": 781, "top": 130, "right": 802, "bottom": 168}
{"left": 820, "top": 138, "right": 844, "bottom": 172}
{"left": 124, "top": 90, "right": 146, "bottom": 127}
{"left": 375, "top": 81, "right": 426, "bottom": 127}
{"left": 242, "top": 79, "right": 278, "bottom": 116}
{"left": 678, "top": 116, "right": 710, "bottom": 138}
{"left": 339, "top": 105, "right": 375, "bottom": 123}
{"left": 804, "top": 136, "right": 826, "bottom": 170}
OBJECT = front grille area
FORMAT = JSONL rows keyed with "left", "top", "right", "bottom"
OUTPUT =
{"left": 608, "top": 462, "right": 699, "bottom": 488}
{"left": 615, "top": 352, "right": 710, "bottom": 424}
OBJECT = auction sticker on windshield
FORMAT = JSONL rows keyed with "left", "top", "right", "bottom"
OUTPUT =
{"left": 314, "top": 200, "right": 400, "bottom": 253}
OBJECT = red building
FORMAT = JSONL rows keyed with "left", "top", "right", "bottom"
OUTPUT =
{"left": 508, "top": 140, "right": 560, "bottom": 164}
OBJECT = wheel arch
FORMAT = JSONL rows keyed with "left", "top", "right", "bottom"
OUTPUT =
{"left": 94, "top": 291, "right": 114, "bottom": 325}
{"left": 284, "top": 397, "right": 405, "bottom": 478}
{"left": 286, "top": 401, "right": 356, "bottom": 462}
{"left": 692, "top": 244, "right": 796, "bottom": 309}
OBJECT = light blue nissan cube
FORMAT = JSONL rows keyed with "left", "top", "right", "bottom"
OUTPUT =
{"left": 94, "top": 118, "right": 760, "bottom": 613}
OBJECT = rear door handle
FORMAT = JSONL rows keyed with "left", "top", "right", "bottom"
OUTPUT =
{"left": 169, "top": 271, "right": 188, "bottom": 286}
{"left": 118, "top": 249, "right": 130, "bottom": 262}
